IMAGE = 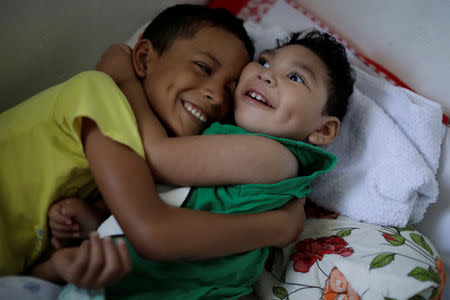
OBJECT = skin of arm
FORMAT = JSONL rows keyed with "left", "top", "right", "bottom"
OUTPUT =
{"left": 119, "top": 78, "right": 299, "bottom": 186}
{"left": 91, "top": 45, "right": 305, "bottom": 261}
{"left": 96, "top": 44, "right": 299, "bottom": 187}
{"left": 82, "top": 119, "right": 304, "bottom": 260}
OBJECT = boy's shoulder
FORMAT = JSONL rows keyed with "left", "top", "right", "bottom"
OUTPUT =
{"left": 70, "top": 70, "right": 116, "bottom": 86}
{"left": 54, "top": 70, "right": 129, "bottom": 115}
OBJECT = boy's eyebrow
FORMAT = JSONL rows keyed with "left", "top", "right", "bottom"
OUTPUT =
{"left": 200, "top": 51, "right": 241, "bottom": 84}
{"left": 261, "top": 49, "right": 318, "bottom": 85}
{"left": 259, "top": 49, "right": 273, "bottom": 57}
{"left": 200, "top": 51, "right": 221, "bottom": 67}
{"left": 291, "top": 62, "right": 318, "bottom": 85}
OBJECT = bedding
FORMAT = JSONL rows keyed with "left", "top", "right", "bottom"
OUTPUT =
{"left": 257, "top": 211, "right": 446, "bottom": 299}
{"left": 207, "top": 0, "right": 448, "bottom": 299}
{"left": 242, "top": 19, "right": 444, "bottom": 228}
{"left": 0, "top": 276, "right": 63, "bottom": 300}
{"left": 1, "top": 1, "right": 448, "bottom": 299}
{"left": 208, "top": 0, "right": 446, "bottom": 227}
{"left": 91, "top": 0, "right": 450, "bottom": 298}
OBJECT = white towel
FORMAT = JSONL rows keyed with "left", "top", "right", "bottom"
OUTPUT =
{"left": 244, "top": 21, "right": 445, "bottom": 227}
{"left": 309, "top": 67, "right": 444, "bottom": 226}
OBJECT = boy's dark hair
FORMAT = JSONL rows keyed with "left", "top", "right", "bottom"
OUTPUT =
{"left": 142, "top": 4, "right": 255, "bottom": 60}
{"left": 279, "top": 30, "right": 354, "bottom": 121}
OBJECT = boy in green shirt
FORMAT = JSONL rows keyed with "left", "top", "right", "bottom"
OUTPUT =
{"left": 51, "top": 28, "right": 354, "bottom": 299}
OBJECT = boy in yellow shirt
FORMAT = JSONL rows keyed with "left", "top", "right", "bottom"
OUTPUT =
{"left": 0, "top": 4, "right": 306, "bottom": 281}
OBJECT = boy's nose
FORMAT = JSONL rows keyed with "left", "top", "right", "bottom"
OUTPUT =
{"left": 257, "top": 72, "right": 276, "bottom": 87}
{"left": 203, "top": 87, "right": 226, "bottom": 106}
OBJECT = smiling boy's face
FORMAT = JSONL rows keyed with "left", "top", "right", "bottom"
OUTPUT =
{"left": 138, "top": 26, "right": 249, "bottom": 137}
{"left": 234, "top": 44, "right": 337, "bottom": 143}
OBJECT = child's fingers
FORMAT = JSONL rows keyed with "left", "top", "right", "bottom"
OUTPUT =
{"left": 93, "top": 237, "right": 131, "bottom": 288}
{"left": 49, "top": 220, "right": 79, "bottom": 232}
{"left": 65, "top": 240, "right": 90, "bottom": 284}
{"left": 52, "top": 231, "right": 81, "bottom": 239}
{"left": 116, "top": 238, "right": 132, "bottom": 274}
{"left": 49, "top": 221, "right": 80, "bottom": 239}
{"left": 59, "top": 198, "right": 84, "bottom": 218}
{"left": 95, "top": 237, "right": 123, "bottom": 287}
{"left": 48, "top": 205, "right": 73, "bottom": 225}
{"left": 117, "top": 44, "right": 132, "bottom": 55}
{"left": 83, "top": 232, "right": 105, "bottom": 285}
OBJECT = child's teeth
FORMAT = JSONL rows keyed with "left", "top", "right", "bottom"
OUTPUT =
{"left": 183, "top": 102, "right": 207, "bottom": 123}
{"left": 249, "top": 92, "right": 263, "bottom": 101}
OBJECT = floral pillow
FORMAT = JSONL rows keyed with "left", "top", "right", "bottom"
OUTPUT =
{"left": 255, "top": 205, "right": 446, "bottom": 299}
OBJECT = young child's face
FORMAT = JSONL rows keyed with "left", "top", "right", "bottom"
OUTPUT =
{"left": 141, "top": 26, "right": 249, "bottom": 137}
{"left": 234, "top": 45, "right": 330, "bottom": 141}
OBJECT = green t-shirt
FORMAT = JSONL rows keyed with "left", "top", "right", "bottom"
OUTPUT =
{"left": 106, "top": 123, "right": 336, "bottom": 300}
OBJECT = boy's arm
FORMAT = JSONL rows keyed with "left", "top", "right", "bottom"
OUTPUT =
{"left": 118, "top": 78, "right": 298, "bottom": 186}
{"left": 97, "top": 44, "right": 298, "bottom": 186}
{"left": 83, "top": 118, "right": 304, "bottom": 260}
{"left": 96, "top": 44, "right": 168, "bottom": 143}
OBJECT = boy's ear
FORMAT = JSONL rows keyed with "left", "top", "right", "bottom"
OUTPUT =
{"left": 132, "top": 39, "right": 156, "bottom": 78}
{"left": 307, "top": 116, "right": 340, "bottom": 145}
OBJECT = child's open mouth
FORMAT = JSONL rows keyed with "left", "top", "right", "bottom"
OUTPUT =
{"left": 246, "top": 90, "right": 274, "bottom": 108}
{"left": 182, "top": 101, "right": 208, "bottom": 124}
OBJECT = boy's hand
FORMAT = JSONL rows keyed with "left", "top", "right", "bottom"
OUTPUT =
{"left": 275, "top": 198, "right": 306, "bottom": 248}
{"left": 48, "top": 233, "right": 131, "bottom": 289}
{"left": 96, "top": 44, "right": 136, "bottom": 85}
{"left": 48, "top": 198, "right": 106, "bottom": 247}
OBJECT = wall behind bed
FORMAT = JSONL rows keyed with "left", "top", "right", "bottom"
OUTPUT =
{"left": 0, "top": 0, "right": 207, "bottom": 113}
{"left": 1, "top": 0, "right": 448, "bottom": 114}
{"left": 298, "top": 0, "right": 450, "bottom": 115}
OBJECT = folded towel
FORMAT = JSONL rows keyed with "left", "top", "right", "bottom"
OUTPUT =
{"left": 309, "top": 67, "right": 444, "bottom": 226}
{"left": 244, "top": 21, "right": 445, "bottom": 226}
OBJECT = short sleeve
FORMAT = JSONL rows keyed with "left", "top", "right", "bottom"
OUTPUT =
{"left": 53, "top": 71, "right": 145, "bottom": 158}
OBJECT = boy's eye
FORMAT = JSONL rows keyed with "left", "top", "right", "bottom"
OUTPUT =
{"left": 196, "top": 62, "right": 211, "bottom": 75}
{"left": 257, "top": 58, "right": 270, "bottom": 68}
{"left": 288, "top": 72, "right": 304, "bottom": 84}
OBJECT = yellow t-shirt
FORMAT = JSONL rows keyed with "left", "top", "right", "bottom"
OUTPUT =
{"left": 0, "top": 71, "right": 145, "bottom": 274}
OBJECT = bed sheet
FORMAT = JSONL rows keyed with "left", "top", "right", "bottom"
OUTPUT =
{"left": 124, "top": 2, "right": 449, "bottom": 271}
{"left": 1, "top": 1, "right": 448, "bottom": 299}
{"left": 208, "top": 0, "right": 449, "bottom": 298}
{"left": 0, "top": 276, "right": 62, "bottom": 300}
